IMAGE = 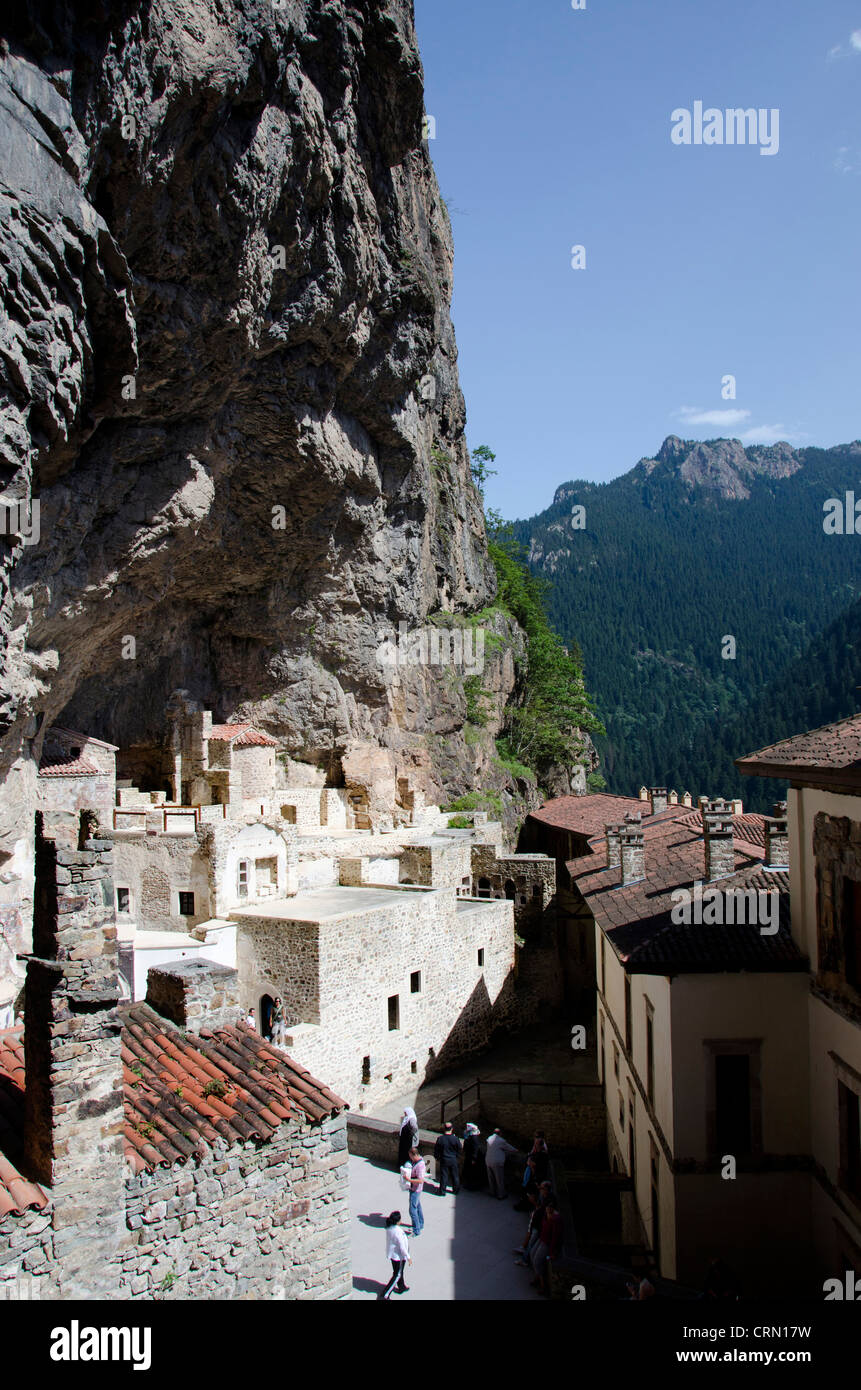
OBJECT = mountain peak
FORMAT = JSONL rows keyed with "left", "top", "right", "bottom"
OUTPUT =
{"left": 642, "top": 435, "right": 801, "bottom": 500}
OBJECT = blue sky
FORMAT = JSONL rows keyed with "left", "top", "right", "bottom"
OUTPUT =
{"left": 414, "top": 0, "right": 861, "bottom": 518}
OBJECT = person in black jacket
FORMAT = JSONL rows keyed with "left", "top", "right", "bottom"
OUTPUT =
{"left": 434, "top": 1122, "right": 462, "bottom": 1195}
{"left": 462, "top": 1123, "right": 486, "bottom": 1190}
{"left": 397, "top": 1108, "right": 418, "bottom": 1171}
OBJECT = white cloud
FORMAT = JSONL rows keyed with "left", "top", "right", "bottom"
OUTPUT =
{"left": 827, "top": 30, "right": 861, "bottom": 57}
{"left": 677, "top": 407, "right": 751, "bottom": 428}
{"left": 737, "top": 423, "right": 790, "bottom": 445}
{"left": 835, "top": 146, "right": 860, "bottom": 174}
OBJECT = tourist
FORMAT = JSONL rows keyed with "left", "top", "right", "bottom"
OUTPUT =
{"left": 397, "top": 1106, "right": 418, "bottom": 1170}
{"left": 381, "top": 1211, "right": 410, "bottom": 1298}
{"left": 529, "top": 1131, "right": 550, "bottom": 1184}
{"left": 485, "top": 1128, "right": 518, "bottom": 1200}
{"left": 434, "top": 1121, "right": 462, "bottom": 1195}
{"left": 270, "top": 996, "right": 286, "bottom": 1047}
{"left": 514, "top": 1180, "right": 554, "bottom": 1266}
{"left": 530, "top": 1198, "right": 563, "bottom": 1296}
{"left": 245, "top": 1006, "right": 256, "bottom": 1030}
{"left": 408, "top": 1146, "right": 426, "bottom": 1236}
{"left": 462, "top": 1122, "right": 486, "bottom": 1190}
{"left": 514, "top": 1152, "right": 540, "bottom": 1211}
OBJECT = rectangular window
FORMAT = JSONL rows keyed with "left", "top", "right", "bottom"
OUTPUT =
{"left": 477, "top": 948, "right": 485, "bottom": 968}
{"left": 362, "top": 1056, "right": 371, "bottom": 1085}
{"left": 410, "top": 970, "right": 422, "bottom": 994}
{"left": 116, "top": 887, "right": 130, "bottom": 914}
{"left": 838, "top": 1080, "right": 861, "bottom": 1200}
{"left": 178, "top": 891, "right": 195, "bottom": 916}
{"left": 598, "top": 1013, "right": 605, "bottom": 1085}
{"left": 624, "top": 974, "right": 632, "bottom": 1054}
{"left": 387, "top": 995, "right": 400, "bottom": 1031}
{"left": 715, "top": 1053, "right": 752, "bottom": 1155}
{"left": 646, "top": 1002, "right": 655, "bottom": 1105}
{"left": 612, "top": 1041, "right": 620, "bottom": 1082}
{"left": 618, "top": 1090, "right": 625, "bottom": 1128}
{"left": 600, "top": 935, "right": 606, "bottom": 994}
{"left": 237, "top": 860, "right": 250, "bottom": 899}
{"left": 842, "top": 879, "right": 861, "bottom": 991}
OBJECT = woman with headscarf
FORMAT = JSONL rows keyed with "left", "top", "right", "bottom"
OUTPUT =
{"left": 462, "top": 1122, "right": 486, "bottom": 1190}
{"left": 397, "top": 1107, "right": 418, "bottom": 1170}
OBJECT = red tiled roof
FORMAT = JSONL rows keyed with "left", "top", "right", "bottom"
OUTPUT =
{"left": 121, "top": 1004, "right": 345, "bottom": 1174}
{"left": 736, "top": 713, "right": 861, "bottom": 783}
{"left": 673, "top": 809, "right": 768, "bottom": 850}
{"left": 527, "top": 793, "right": 646, "bottom": 836}
{"left": 38, "top": 758, "right": 101, "bottom": 778}
{"left": 0, "top": 1012, "right": 346, "bottom": 1188}
{"left": 567, "top": 811, "right": 804, "bottom": 975}
{"left": 208, "top": 724, "right": 278, "bottom": 748}
{"left": 0, "top": 1028, "right": 49, "bottom": 1217}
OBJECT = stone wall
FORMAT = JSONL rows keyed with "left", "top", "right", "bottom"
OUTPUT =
{"left": 235, "top": 746, "right": 276, "bottom": 802}
{"left": 113, "top": 829, "right": 213, "bottom": 930}
{"left": 118, "top": 1112, "right": 351, "bottom": 1300}
{"left": 144, "top": 958, "right": 241, "bottom": 1034}
{"left": 235, "top": 886, "right": 515, "bottom": 1108}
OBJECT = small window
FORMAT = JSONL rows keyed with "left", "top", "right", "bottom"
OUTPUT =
{"left": 70, "top": 746, "right": 81, "bottom": 758}
{"left": 618, "top": 1091, "right": 625, "bottom": 1128}
{"left": 646, "top": 1002, "right": 655, "bottom": 1105}
{"left": 613, "top": 1041, "right": 620, "bottom": 1082}
{"left": 411, "top": 1060, "right": 417, "bottom": 1074}
{"left": 178, "top": 891, "right": 195, "bottom": 916}
{"left": 624, "top": 974, "right": 633, "bottom": 1053}
{"left": 410, "top": 971, "right": 422, "bottom": 994}
{"left": 237, "top": 860, "right": 250, "bottom": 898}
{"left": 388, "top": 995, "right": 400, "bottom": 1031}
{"left": 116, "top": 887, "right": 130, "bottom": 914}
{"left": 362, "top": 1056, "right": 371, "bottom": 1085}
{"left": 477, "top": 948, "right": 485, "bottom": 968}
{"left": 532, "top": 884, "right": 542, "bottom": 900}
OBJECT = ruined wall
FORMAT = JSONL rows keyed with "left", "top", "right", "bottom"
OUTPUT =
{"left": 119, "top": 1114, "right": 351, "bottom": 1301}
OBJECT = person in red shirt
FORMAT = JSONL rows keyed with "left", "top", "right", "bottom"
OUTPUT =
{"left": 530, "top": 1200, "right": 563, "bottom": 1296}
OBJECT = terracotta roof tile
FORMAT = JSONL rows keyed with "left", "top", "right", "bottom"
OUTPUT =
{"left": 566, "top": 811, "right": 804, "bottom": 975}
{"left": 0, "top": 1029, "right": 49, "bottom": 1217}
{"left": 527, "top": 793, "right": 647, "bottom": 837}
{"left": 121, "top": 1004, "right": 345, "bottom": 1170}
{"left": 208, "top": 724, "right": 278, "bottom": 748}
{"left": 737, "top": 712, "right": 861, "bottom": 782}
{"left": 38, "top": 757, "right": 101, "bottom": 778}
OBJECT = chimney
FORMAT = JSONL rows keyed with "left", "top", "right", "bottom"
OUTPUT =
{"left": 605, "top": 824, "right": 623, "bottom": 869}
{"left": 23, "top": 813, "right": 125, "bottom": 1296}
{"left": 638, "top": 786, "right": 649, "bottom": 802}
{"left": 145, "top": 957, "right": 241, "bottom": 1033}
{"left": 649, "top": 787, "right": 668, "bottom": 816}
{"left": 620, "top": 827, "right": 645, "bottom": 885}
{"left": 731, "top": 798, "right": 743, "bottom": 815}
{"left": 625, "top": 810, "right": 642, "bottom": 824}
{"left": 681, "top": 791, "right": 693, "bottom": 807}
{"left": 668, "top": 789, "right": 678, "bottom": 805}
{"left": 764, "top": 801, "right": 789, "bottom": 869}
{"left": 702, "top": 798, "right": 734, "bottom": 880}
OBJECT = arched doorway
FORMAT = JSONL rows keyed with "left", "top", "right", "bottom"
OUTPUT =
{"left": 259, "top": 993, "right": 275, "bottom": 1041}
{"left": 504, "top": 880, "right": 516, "bottom": 901}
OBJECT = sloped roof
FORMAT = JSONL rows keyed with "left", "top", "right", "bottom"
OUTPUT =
{"left": 38, "top": 757, "right": 101, "bottom": 778}
{"left": 736, "top": 712, "right": 861, "bottom": 785}
{"left": 527, "top": 793, "right": 645, "bottom": 837}
{"left": 208, "top": 724, "right": 278, "bottom": 748}
{"left": 0, "top": 1028, "right": 49, "bottom": 1217}
{"left": 121, "top": 1004, "right": 345, "bottom": 1173}
{"left": 567, "top": 810, "right": 805, "bottom": 975}
{"left": 0, "top": 1011, "right": 346, "bottom": 1190}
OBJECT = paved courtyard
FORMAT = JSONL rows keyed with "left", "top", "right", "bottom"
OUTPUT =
{"left": 349, "top": 1153, "right": 543, "bottom": 1300}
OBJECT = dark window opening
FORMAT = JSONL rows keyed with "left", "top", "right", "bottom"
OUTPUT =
{"left": 532, "top": 884, "right": 542, "bottom": 900}
{"left": 410, "top": 970, "right": 422, "bottom": 994}
{"left": 477, "top": 878, "right": 492, "bottom": 899}
{"left": 178, "top": 891, "right": 195, "bottom": 916}
{"left": 116, "top": 887, "right": 130, "bottom": 914}
{"left": 624, "top": 974, "right": 632, "bottom": 1053}
{"left": 362, "top": 1056, "right": 371, "bottom": 1085}
{"left": 477, "top": 948, "right": 485, "bottom": 968}
{"left": 646, "top": 1006, "right": 655, "bottom": 1105}
{"left": 411, "top": 1060, "right": 417, "bottom": 1074}
{"left": 387, "top": 995, "right": 400, "bottom": 1031}
{"left": 504, "top": 880, "right": 516, "bottom": 901}
{"left": 841, "top": 879, "right": 861, "bottom": 990}
{"left": 715, "top": 1053, "right": 752, "bottom": 1155}
{"left": 838, "top": 1080, "right": 861, "bottom": 1200}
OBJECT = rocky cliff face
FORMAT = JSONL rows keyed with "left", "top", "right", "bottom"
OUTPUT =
{"left": 0, "top": 1, "right": 541, "bottom": 828}
{"left": 633, "top": 435, "right": 803, "bottom": 500}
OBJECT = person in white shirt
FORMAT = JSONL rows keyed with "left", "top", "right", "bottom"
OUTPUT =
{"left": 381, "top": 1211, "right": 411, "bottom": 1298}
{"left": 485, "top": 1129, "right": 518, "bottom": 1200}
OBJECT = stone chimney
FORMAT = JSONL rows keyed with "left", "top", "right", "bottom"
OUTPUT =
{"left": 764, "top": 801, "right": 789, "bottom": 869}
{"left": 668, "top": 789, "right": 678, "bottom": 805}
{"left": 702, "top": 799, "right": 734, "bottom": 881}
{"left": 605, "top": 824, "right": 623, "bottom": 869}
{"left": 730, "top": 798, "right": 743, "bottom": 815}
{"left": 649, "top": 787, "right": 668, "bottom": 816}
{"left": 638, "top": 786, "right": 649, "bottom": 802}
{"left": 620, "top": 827, "right": 645, "bottom": 885}
{"left": 681, "top": 792, "right": 693, "bottom": 807}
{"left": 23, "top": 813, "right": 125, "bottom": 1297}
{"left": 145, "top": 957, "right": 241, "bottom": 1034}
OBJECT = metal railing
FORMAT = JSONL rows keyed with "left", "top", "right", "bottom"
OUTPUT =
{"left": 416, "top": 1077, "right": 603, "bottom": 1129}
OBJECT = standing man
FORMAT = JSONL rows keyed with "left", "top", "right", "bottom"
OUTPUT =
{"left": 485, "top": 1128, "right": 518, "bottom": 1200}
{"left": 434, "top": 1122, "right": 462, "bottom": 1196}
{"left": 530, "top": 1198, "right": 564, "bottom": 1296}
{"left": 381, "top": 1211, "right": 411, "bottom": 1298}
{"left": 408, "top": 1146, "right": 426, "bottom": 1236}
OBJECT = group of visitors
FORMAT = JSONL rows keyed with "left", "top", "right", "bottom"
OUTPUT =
{"left": 382, "top": 1110, "right": 563, "bottom": 1298}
